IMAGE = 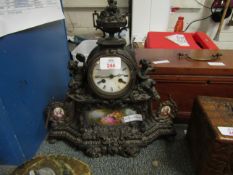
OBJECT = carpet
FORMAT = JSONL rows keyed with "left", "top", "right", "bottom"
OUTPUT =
{"left": 0, "top": 124, "right": 195, "bottom": 175}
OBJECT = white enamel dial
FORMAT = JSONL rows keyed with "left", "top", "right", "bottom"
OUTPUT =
{"left": 92, "top": 60, "right": 131, "bottom": 94}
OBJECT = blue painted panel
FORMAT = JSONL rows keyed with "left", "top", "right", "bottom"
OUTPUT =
{"left": 0, "top": 98, "right": 25, "bottom": 164}
{"left": 0, "top": 20, "right": 69, "bottom": 165}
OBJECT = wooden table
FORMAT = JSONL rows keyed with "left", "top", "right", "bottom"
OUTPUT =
{"left": 135, "top": 49, "right": 233, "bottom": 122}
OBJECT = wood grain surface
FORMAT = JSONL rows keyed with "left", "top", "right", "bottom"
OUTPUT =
{"left": 135, "top": 49, "right": 233, "bottom": 122}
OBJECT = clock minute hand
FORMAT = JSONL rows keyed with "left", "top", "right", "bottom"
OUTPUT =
{"left": 112, "top": 74, "right": 128, "bottom": 78}
{"left": 95, "top": 75, "right": 111, "bottom": 79}
{"left": 95, "top": 74, "right": 128, "bottom": 79}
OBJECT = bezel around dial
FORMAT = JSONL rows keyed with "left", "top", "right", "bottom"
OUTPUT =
{"left": 87, "top": 54, "right": 136, "bottom": 99}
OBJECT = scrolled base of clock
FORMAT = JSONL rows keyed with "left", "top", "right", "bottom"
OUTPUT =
{"left": 46, "top": 97, "right": 177, "bottom": 158}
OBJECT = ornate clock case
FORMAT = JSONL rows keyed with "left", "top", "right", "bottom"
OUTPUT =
{"left": 46, "top": 0, "right": 177, "bottom": 157}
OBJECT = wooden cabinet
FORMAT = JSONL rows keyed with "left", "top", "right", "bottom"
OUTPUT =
{"left": 187, "top": 96, "right": 233, "bottom": 175}
{"left": 135, "top": 49, "right": 233, "bottom": 122}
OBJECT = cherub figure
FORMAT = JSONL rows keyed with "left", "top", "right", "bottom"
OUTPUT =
{"left": 138, "top": 59, "right": 160, "bottom": 101}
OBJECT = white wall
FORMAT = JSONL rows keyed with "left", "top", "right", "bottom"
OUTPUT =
{"left": 63, "top": 0, "right": 233, "bottom": 49}
{"left": 169, "top": 0, "right": 233, "bottom": 49}
{"left": 63, "top": 0, "right": 128, "bottom": 38}
{"left": 131, "top": 0, "right": 171, "bottom": 42}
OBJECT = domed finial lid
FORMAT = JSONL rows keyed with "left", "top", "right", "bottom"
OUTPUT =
{"left": 93, "top": 0, "right": 128, "bottom": 39}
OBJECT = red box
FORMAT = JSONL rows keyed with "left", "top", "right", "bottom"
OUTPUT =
{"left": 145, "top": 32, "right": 219, "bottom": 50}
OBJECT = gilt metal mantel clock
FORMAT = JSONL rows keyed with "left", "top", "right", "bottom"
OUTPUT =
{"left": 46, "top": 0, "right": 177, "bottom": 157}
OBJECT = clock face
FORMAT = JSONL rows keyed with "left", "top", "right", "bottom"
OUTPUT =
{"left": 92, "top": 60, "right": 131, "bottom": 93}
{"left": 87, "top": 55, "right": 135, "bottom": 99}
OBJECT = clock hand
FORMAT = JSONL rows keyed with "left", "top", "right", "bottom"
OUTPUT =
{"left": 95, "top": 74, "right": 128, "bottom": 79}
{"left": 114, "top": 74, "right": 127, "bottom": 77}
{"left": 95, "top": 75, "right": 111, "bottom": 79}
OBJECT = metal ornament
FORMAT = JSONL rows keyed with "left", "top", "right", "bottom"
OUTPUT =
{"left": 46, "top": 0, "right": 177, "bottom": 157}
{"left": 11, "top": 155, "right": 91, "bottom": 175}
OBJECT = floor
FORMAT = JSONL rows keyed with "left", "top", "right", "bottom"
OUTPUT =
{"left": 0, "top": 124, "right": 195, "bottom": 175}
